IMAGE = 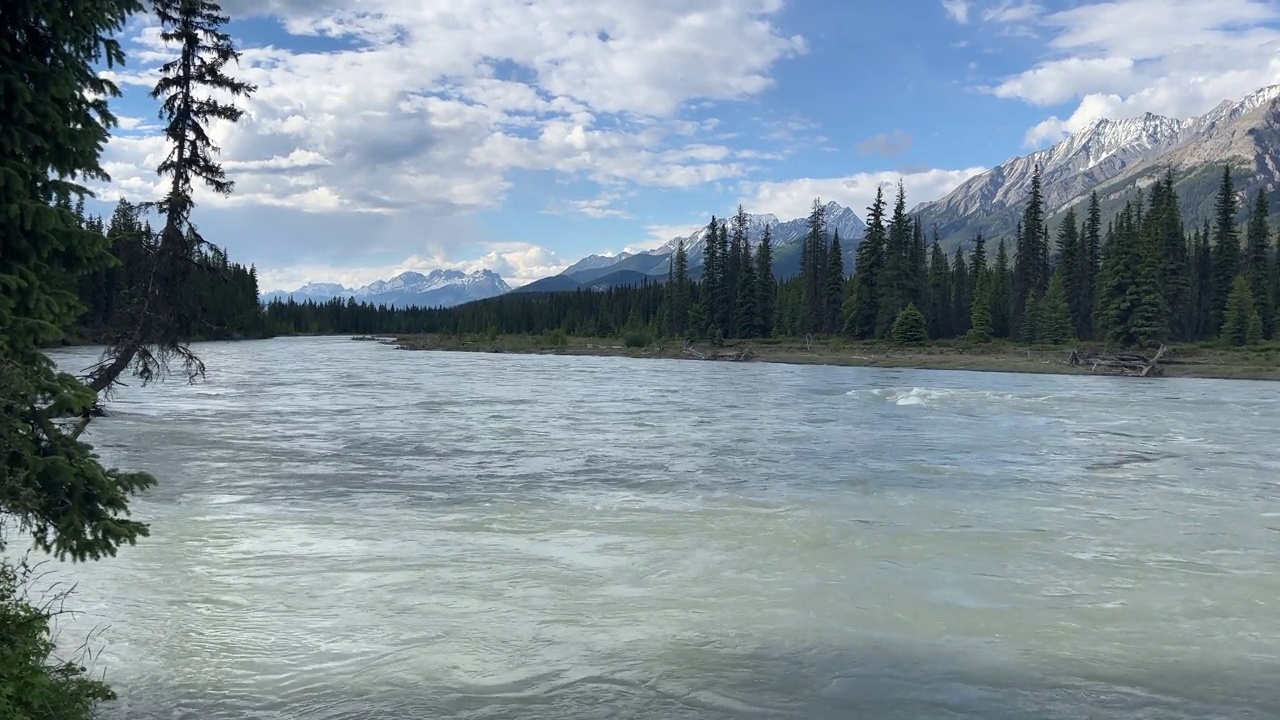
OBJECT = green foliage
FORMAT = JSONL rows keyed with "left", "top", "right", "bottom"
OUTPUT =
{"left": 542, "top": 329, "right": 568, "bottom": 347}
{"left": 0, "top": 562, "right": 115, "bottom": 719}
{"left": 1221, "top": 274, "right": 1263, "bottom": 346}
{"left": 890, "top": 303, "right": 928, "bottom": 346}
{"left": 1244, "top": 189, "right": 1274, "bottom": 338}
{"left": 623, "top": 330, "right": 653, "bottom": 348}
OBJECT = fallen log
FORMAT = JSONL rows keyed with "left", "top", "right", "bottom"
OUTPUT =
{"left": 1069, "top": 344, "right": 1169, "bottom": 377}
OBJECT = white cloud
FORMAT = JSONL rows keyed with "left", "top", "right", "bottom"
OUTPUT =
{"left": 942, "top": 0, "right": 972, "bottom": 23}
{"left": 738, "top": 167, "right": 988, "bottom": 223}
{"left": 986, "top": 0, "right": 1280, "bottom": 147}
{"left": 101, "top": 0, "right": 805, "bottom": 218}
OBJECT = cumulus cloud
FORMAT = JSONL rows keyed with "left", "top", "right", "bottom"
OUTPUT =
{"left": 100, "top": 0, "right": 805, "bottom": 218}
{"left": 856, "top": 130, "right": 914, "bottom": 158}
{"left": 739, "top": 167, "right": 988, "bottom": 222}
{"left": 984, "top": 0, "right": 1280, "bottom": 147}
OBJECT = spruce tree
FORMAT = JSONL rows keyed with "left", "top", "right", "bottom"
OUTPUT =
{"left": 967, "top": 291, "right": 994, "bottom": 344}
{"left": 89, "top": 0, "right": 255, "bottom": 399}
{"left": 989, "top": 240, "right": 1013, "bottom": 338}
{"left": 667, "top": 240, "right": 691, "bottom": 336}
{"left": 890, "top": 302, "right": 928, "bottom": 346}
{"left": 1209, "top": 166, "right": 1241, "bottom": 336}
{"left": 1191, "top": 220, "right": 1213, "bottom": 339}
{"left": 0, "top": 0, "right": 186, "bottom": 712}
{"left": 825, "top": 228, "right": 845, "bottom": 333}
{"left": 755, "top": 225, "right": 775, "bottom": 337}
{"left": 800, "top": 198, "right": 827, "bottom": 335}
{"left": 1080, "top": 192, "right": 1102, "bottom": 339}
{"left": 1056, "top": 208, "right": 1087, "bottom": 337}
{"left": 925, "top": 241, "right": 952, "bottom": 339}
{"left": 735, "top": 242, "right": 760, "bottom": 338}
{"left": 1036, "top": 273, "right": 1075, "bottom": 345}
{"left": 1148, "top": 171, "right": 1192, "bottom": 340}
{"left": 1221, "top": 274, "right": 1263, "bottom": 346}
{"left": 844, "top": 188, "right": 886, "bottom": 338}
{"left": 876, "top": 182, "right": 913, "bottom": 336}
{"left": 728, "top": 204, "right": 748, "bottom": 323}
{"left": 1012, "top": 167, "right": 1049, "bottom": 337}
{"left": 1243, "top": 189, "right": 1273, "bottom": 338}
{"left": 951, "top": 246, "right": 970, "bottom": 337}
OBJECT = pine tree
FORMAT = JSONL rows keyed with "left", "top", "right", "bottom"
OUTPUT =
{"left": 1221, "top": 274, "right": 1263, "bottom": 346}
{"left": 1243, "top": 189, "right": 1274, "bottom": 338}
{"left": 925, "top": 241, "right": 952, "bottom": 339}
{"left": 825, "top": 228, "right": 845, "bottom": 333}
{"left": 844, "top": 187, "right": 885, "bottom": 338}
{"left": 1209, "top": 166, "right": 1241, "bottom": 336}
{"left": 1036, "top": 273, "right": 1075, "bottom": 345}
{"left": 1096, "top": 204, "right": 1166, "bottom": 347}
{"left": 890, "top": 302, "right": 928, "bottom": 346}
{"left": 755, "top": 225, "right": 775, "bottom": 337}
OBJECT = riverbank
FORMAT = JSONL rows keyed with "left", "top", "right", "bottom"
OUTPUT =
{"left": 388, "top": 333, "right": 1280, "bottom": 381}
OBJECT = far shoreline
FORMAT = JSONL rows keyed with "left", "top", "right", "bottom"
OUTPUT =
{"left": 382, "top": 334, "right": 1280, "bottom": 382}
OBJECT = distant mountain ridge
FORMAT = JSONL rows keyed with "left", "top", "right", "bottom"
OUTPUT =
{"left": 552, "top": 200, "right": 868, "bottom": 287}
{"left": 263, "top": 268, "right": 510, "bottom": 309}
{"left": 917, "top": 85, "right": 1280, "bottom": 250}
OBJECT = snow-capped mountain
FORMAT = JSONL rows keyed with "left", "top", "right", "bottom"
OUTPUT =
{"left": 555, "top": 200, "right": 867, "bottom": 285}
{"left": 917, "top": 84, "right": 1280, "bottom": 249}
{"left": 263, "top": 269, "right": 511, "bottom": 309}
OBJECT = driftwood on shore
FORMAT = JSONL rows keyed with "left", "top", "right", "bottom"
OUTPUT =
{"left": 682, "top": 341, "right": 757, "bottom": 362}
{"left": 1069, "top": 344, "right": 1168, "bottom": 377}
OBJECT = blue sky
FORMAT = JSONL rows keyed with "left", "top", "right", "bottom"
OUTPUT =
{"left": 91, "top": 0, "right": 1280, "bottom": 289}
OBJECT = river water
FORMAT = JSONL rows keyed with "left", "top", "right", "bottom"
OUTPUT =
{"left": 38, "top": 336, "right": 1280, "bottom": 718}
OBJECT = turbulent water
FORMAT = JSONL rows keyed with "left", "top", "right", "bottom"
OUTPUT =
{"left": 37, "top": 337, "right": 1280, "bottom": 719}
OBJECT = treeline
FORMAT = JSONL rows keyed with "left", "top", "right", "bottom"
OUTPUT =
{"left": 68, "top": 198, "right": 266, "bottom": 341}
{"left": 275, "top": 165, "right": 1276, "bottom": 348}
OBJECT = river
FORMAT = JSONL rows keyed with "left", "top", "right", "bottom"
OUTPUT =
{"left": 39, "top": 336, "right": 1280, "bottom": 718}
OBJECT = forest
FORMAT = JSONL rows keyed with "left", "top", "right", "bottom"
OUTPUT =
{"left": 267, "top": 166, "right": 1277, "bottom": 348}
{"left": 69, "top": 198, "right": 266, "bottom": 342}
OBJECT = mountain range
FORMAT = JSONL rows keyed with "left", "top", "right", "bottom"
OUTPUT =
{"left": 263, "top": 269, "right": 511, "bottom": 309}
{"left": 526, "top": 84, "right": 1278, "bottom": 288}
{"left": 268, "top": 85, "right": 1280, "bottom": 306}
{"left": 518, "top": 200, "right": 868, "bottom": 293}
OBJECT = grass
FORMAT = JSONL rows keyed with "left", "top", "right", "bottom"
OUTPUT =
{"left": 387, "top": 333, "right": 1280, "bottom": 381}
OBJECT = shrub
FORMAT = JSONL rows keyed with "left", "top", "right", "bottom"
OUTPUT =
{"left": 542, "top": 329, "right": 568, "bottom": 347}
{"left": 623, "top": 331, "right": 653, "bottom": 348}
{"left": 890, "top": 303, "right": 928, "bottom": 346}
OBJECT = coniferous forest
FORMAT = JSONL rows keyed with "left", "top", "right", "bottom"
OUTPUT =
{"left": 267, "top": 167, "right": 1278, "bottom": 348}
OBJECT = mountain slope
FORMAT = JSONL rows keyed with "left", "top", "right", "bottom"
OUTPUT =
{"left": 264, "top": 269, "right": 511, "bottom": 309}
{"left": 917, "top": 85, "right": 1280, "bottom": 251}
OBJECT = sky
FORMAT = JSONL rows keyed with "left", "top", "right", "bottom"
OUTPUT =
{"left": 90, "top": 0, "right": 1280, "bottom": 290}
